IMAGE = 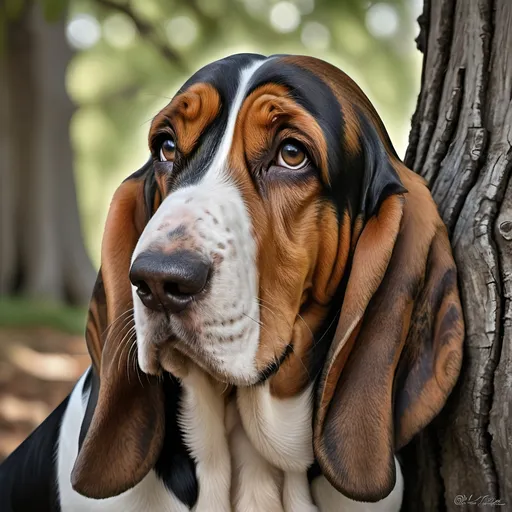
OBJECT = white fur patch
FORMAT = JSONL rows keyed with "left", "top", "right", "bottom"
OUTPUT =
{"left": 228, "top": 402, "right": 283, "bottom": 512}
{"left": 237, "top": 382, "right": 315, "bottom": 471}
{"left": 132, "top": 60, "right": 268, "bottom": 385}
{"left": 236, "top": 383, "right": 317, "bottom": 510}
{"left": 283, "top": 472, "right": 318, "bottom": 512}
{"left": 177, "top": 367, "right": 231, "bottom": 511}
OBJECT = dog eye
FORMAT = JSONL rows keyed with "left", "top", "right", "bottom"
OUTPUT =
{"left": 277, "top": 140, "right": 308, "bottom": 169}
{"left": 159, "top": 138, "right": 176, "bottom": 162}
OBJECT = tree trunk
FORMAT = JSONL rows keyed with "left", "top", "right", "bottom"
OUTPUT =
{"left": 0, "top": 3, "right": 95, "bottom": 305}
{"left": 401, "top": 0, "right": 512, "bottom": 509}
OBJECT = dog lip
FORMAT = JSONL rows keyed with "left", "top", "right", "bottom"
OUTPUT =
{"left": 255, "top": 342, "right": 294, "bottom": 384}
{"left": 139, "top": 353, "right": 163, "bottom": 376}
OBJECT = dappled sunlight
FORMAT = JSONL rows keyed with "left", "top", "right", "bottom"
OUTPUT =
{"left": 0, "top": 328, "right": 89, "bottom": 460}
{"left": 7, "top": 345, "right": 84, "bottom": 382}
{"left": 0, "top": 396, "right": 49, "bottom": 425}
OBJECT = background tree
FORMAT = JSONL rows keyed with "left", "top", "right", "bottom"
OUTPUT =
{"left": 401, "top": 0, "right": 512, "bottom": 509}
{"left": 0, "top": 1, "right": 96, "bottom": 304}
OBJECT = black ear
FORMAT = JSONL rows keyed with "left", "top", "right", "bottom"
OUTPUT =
{"left": 357, "top": 113, "right": 406, "bottom": 218}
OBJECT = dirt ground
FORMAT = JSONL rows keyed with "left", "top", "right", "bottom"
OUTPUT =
{"left": 0, "top": 327, "right": 90, "bottom": 460}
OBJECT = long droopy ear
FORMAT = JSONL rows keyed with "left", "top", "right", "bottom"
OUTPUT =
{"left": 314, "top": 155, "right": 464, "bottom": 500}
{"left": 71, "top": 162, "right": 165, "bottom": 499}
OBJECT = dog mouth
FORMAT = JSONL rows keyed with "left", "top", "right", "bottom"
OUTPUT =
{"left": 137, "top": 327, "right": 249, "bottom": 385}
{"left": 138, "top": 322, "right": 293, "bottom": 387}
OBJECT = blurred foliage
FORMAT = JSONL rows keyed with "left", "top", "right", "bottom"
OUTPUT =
{"left": 3, "top": 0, "right": 423, "bottom": 265}
{"left": 0, "top": 0, "right": 68, "bottom": 51}
{"left": 0, "top": 298, "right": 86, "bottom": 334}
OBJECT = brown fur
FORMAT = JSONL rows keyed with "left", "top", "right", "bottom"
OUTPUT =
{"left": 314, "top": 168, "right": 463, "bottom": 502}
{"left": 225, "top": 82, "right": 338, "bottom": 394}
{"left": 150, "top": 83, "right": 221, "bottom": 156}
{"left": 72, "top": 176, "right": 165, "bottom": 500}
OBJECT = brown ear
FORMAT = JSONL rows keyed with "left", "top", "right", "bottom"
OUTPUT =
{"left": 314, "top": 168, "right": 464, "bottom": 502}
{"left": 71, "top": 162, "right": 165, "bottom": 499}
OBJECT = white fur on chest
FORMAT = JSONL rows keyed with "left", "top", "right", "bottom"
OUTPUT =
{"left": 236, "top": 382, "right": 318, "bottom": 511}
{"left": 180, "top": 374, "right": 404, "bottom": 512}
{"left": 178, "top": 368, "right": 231, "bottom": 511}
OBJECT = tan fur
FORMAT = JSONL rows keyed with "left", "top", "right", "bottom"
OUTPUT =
{"left": 150, "top": 83, "right": 221, "bottom": 156}
{"left": 225, "top": 83, "right": 340, "bottom": 392}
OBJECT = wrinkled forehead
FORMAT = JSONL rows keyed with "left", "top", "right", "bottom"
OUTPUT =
{"left": 148, "top": 53, "right": 397, "bottom": 221}
{"left": 180, "top": 53, "right": 341, "bottom": 125}
{"left": 159, "top": 55, "right": 346, "bottom": 166}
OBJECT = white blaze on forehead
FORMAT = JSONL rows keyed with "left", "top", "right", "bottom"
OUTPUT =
{"left": 132, "top": 58, "right": 269, "bottom": 383}
{"left": 202, "top": 58, "right": 268, "bottom": 184}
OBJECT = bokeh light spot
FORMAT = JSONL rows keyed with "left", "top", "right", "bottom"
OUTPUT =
{"left": 296, "top": 0, "right": 315, "bottom": 15}
{"left": 242, "top": 0, "right": 267, "bottom": 18}
{"left": 103, "top": 14, "right": 136, "bottom": 49}
{"left": 166, "top": 16, "right": 198, "bottom": 48}
{"left": 66, "top": 14, "right": 101, "bottom": 50}
{"left": 270, "top": 2, "right": 301, "bottom": 33}
{"left": 365, "top": 3, "right": 400, "bottom": 39}
{"left": 301, "top": 21, "right": 330, "bottom": 50}
{"left": 410, "top": 0, "right": 423, "bottom": 19}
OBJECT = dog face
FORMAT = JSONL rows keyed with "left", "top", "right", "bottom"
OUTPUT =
{"left": 130, "top": 54, "right": 401, "bottom": 388}
{"left": 72, "top": 54, "right": 464, "bottom": 503}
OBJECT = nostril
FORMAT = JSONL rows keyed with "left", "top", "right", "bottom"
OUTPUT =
{"left": 135, "top": 280, "right": 152, "bottom": 298}
{"left": 163, "top": 281, "right": 191, "bottom": 298}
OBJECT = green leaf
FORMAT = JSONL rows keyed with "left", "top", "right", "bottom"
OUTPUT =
{"left": 42, "top": 0, "right": 69, "bottom": 22}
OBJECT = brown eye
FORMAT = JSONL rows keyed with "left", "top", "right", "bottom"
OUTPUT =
{"left": 159, "top": 138, "right": 176, "bottom": 162}
{"left": 277, "top": 140, "right": 308, "bottom": 169}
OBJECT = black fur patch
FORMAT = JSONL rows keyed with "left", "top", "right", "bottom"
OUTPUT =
{"left": 79, "top": 367, "right": 99, "bottom": 450}
{"left": 154, "top": 375, "right": 198, "bottom": 508}
{"left": 0, "top": 397, "right": 68, "bottom": 511}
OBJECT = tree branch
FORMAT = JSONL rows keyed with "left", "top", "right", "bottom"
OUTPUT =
{"left": 95, "top": 0, "right": 188, "bottom": 71}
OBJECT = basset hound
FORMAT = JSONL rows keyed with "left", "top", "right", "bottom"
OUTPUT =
{"left": 0, "top": 53, "right": 464, "bottom": 512}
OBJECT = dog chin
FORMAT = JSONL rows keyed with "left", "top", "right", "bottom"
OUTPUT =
{"left": 151, "top": 342, "right": 256, "bottom": 387}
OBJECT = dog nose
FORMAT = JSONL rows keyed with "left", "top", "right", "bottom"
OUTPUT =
{"left": 129, "top": 250, "right": 211, "bottom": 313}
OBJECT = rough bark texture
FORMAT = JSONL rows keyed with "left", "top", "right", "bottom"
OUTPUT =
{"left": 401, "top": 0, "right": 512, "bottom": 509}
{"left": 0, "top": 3, "right": 95, "bottom": 304}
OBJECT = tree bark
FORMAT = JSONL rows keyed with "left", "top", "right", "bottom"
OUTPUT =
{"left": 0, "top": 3, "right": 95, "bottom": 305}
{"left": 401, "top": 0, "right": 512, "bottom": 509}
